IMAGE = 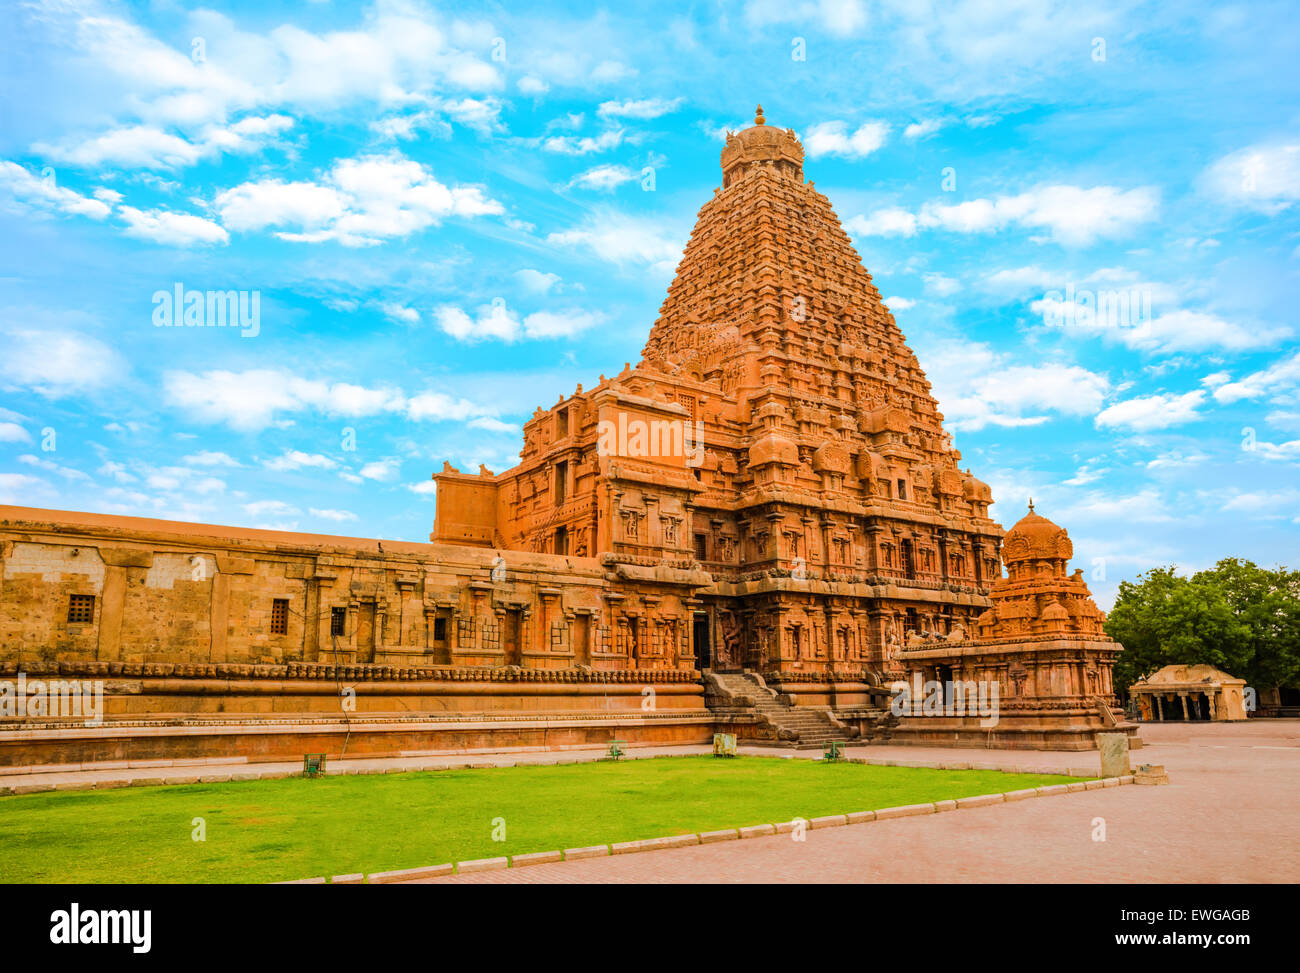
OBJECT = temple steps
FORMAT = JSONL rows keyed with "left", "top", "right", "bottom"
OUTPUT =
{"left": 709, "top": 671, "right": 855, "bottom": 746}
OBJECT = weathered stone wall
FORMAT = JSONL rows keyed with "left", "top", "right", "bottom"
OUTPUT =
{"left": 0, "top": 507, "right": 706, "bottom": 674}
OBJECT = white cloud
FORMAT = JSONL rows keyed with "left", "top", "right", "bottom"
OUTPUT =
{"left": 804, "top": 120, "right": 888, "bottom": 159}
{"left": 263, "top": 451, "right": 337, "bottom": 472}
{"left": 34, "top": 1, "right": 502, "bottom": 139}
{"left": 1095, "top": 390, "right": 1207, "bottom": 432}
{"left": 1253, "top": 440, "right": 1300, "bottom": 463}
{"left": 215, "top": 153, "right": 502, "bottom": 246}
{"left": 568, "top": 164, "right": 638, "bottom": 192}
{"left": 921, "top": 339, "right": 1110, "bottom": 432}
{"left": 597, "top": 97, "right": 684, "bottom": 120}
{"left": 922, "top": 272, "right": 960, "bottom": 297}
{"left": 244, "top": 499, "right": 300, "bottom": 518}
{"left": 1120, "top": 310, "right": 1289, "bottom": 354}
{"left": 468, "top": 417, "right": 519, "bottom": 434}
{"left": 118, "top": 205, "right": 229, "bottom": 246}
{"left": 0, "top": 423, "right": 32, "bottom": 444}
{"left": 542, "top": 129, "right": 625, "bottom": 155}
{"left": 515, "top": 269, "right": 560, "bottom": 294}
{"left": 521, "top": 309, "right": 605, "bottom": 339}
{"left": 0, "top": 473, "right": 50, "bottom": 504}
{"left": 183, "top": 450, "right": 241, "bottom": 467}
{"left": 310, "top": 508, "right": 358, "bottom": 522}
{"left": 18, "top": 454, "right": 92, "bottom": 483}
{"left": 883, "top": 296, "right": 915, "bottom": 310}
{"left": 37, "top": 116, "right": 295, "bottom": 170}
{"left": 433, "top": 301, "right": 604, "bottom": 342}
{"left": 164, "top": 369, "right": 408, "bottom": 430}
{"left": 0, "top": 162, "right": 113, "bottom": 220}
{"left": 1202, "top": 142, "right": 1300, "bottom": 214}
{"left": 744, "top": 0, "right": 869, "bottom": 36}
{"left": 518, "top": 76, "right": 549, "bottom": 96}
{"left": 547, "top": 211, "right": 685, "bottom": 275}
{"left": 379, "top": 302, "right": 420, "bottom": 325}
{"left": 852, "top": 184, "right": 1160, "bottom": 246}
{"left": 214, "top": 179, "right": 346, "bottom": 232}
{"left": 0, "top": 325, "right": 122, "bottom": 397}
{"left": 845, "top": 207, "right": 917, "bottom": 238}
{"left": 1213, "top": 351, "right": 1300, "bottom": 404}
{"left": 903, "top": 118, "right": 944, "bottom": 140}
{"left": 359, "top": 458, "right": 400, "bottom": 481}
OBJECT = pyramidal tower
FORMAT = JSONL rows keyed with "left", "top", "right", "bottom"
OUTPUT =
{"left": 433, "top": 106, "right": 1006, "bottom": 687}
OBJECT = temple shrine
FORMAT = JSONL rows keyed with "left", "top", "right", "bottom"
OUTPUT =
{"left": 0, "top": 108, "right": 1136, "bottom": 763}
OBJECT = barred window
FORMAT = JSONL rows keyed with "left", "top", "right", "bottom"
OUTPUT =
{"left": 67, "top": 594, "right": 95, "bottom": 624}
{"left": 271, "top": 599, "right": 289, "bottom": 635}
{"left": 330, "top": 607, "right": 347, "bottom": 637}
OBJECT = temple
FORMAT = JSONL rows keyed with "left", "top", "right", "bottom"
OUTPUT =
{"left": 0, "top": 108, "right": 1137, "bottom": 766}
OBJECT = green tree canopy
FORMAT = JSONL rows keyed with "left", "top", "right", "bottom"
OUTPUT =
{"left": 1106, "top": 559, "right": 1300, "bottom": 695}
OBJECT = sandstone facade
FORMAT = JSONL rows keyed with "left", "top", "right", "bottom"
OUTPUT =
{"left": 0, "top": 108, "right": 1130, "bottom": 762}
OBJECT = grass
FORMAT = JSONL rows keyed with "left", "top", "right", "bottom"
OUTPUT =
{"left": 0, "top": 756, "right": 1075, "bottom": 883}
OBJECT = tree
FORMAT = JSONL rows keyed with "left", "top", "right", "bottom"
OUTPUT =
{"left": 1106, "top": 559, "right": 1300, "bottom": 696}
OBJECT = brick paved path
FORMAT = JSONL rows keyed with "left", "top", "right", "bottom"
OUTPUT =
{"left": 401, "top": 721, "right": 1300, "bottom": 883}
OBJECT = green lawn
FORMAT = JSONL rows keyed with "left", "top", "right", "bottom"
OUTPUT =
{"left": 0, "top": 757, "right": 1074, "bottom": 883}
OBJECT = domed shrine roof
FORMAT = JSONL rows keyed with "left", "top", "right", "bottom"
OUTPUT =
{"left": 720, "top": 105, "right": 805, "bottom": 187}
{"left": 1002, "top": 500, "right": 1073, "bottom": 563}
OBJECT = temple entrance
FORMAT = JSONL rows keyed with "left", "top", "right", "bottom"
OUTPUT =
{"left": 356, "top": 603, "right": 375, "bottom": 663}
{"left": 693, "top": 612, "right": 711, "bottom": 669}
{"left": 503, "top": 609, "right": 522, "bottom": 666}
{"left": 936, "top": 663, "right": 954, "bottom": 707}
{"left": 573, "top": 615, "right": 591, "bottom": 666}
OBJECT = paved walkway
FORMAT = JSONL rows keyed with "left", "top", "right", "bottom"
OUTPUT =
{"left": 397, "top": 721, "right": 1300, "bottom": 883}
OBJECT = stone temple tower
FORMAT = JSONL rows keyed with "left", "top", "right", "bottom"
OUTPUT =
{"left": 433, "top": 106, "right": 1007, "bottom": 695}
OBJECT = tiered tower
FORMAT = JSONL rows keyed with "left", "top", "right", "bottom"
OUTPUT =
{"left": 433, "top": 107, "right": 1004, "bottom": 691}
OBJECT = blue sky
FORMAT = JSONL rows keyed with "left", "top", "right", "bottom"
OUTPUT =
{"left": 1, "top": 0, "right": 1297, "bottom": 608}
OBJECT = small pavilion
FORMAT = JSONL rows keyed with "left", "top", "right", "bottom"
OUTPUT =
{"left": 1129, "top": 664, "right": 1249, "bottom": 722}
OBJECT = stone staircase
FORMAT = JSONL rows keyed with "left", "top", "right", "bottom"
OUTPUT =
{"left": 708, "top": 670, "right": 856, "bottom": 748}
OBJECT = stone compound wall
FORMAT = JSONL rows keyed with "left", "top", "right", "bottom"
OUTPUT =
{"left": 0, "top": 506, "right": 706, "bottom": 673}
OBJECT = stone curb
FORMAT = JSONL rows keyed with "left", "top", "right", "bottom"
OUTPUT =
{"left": 368, "top": 864, "right": 455, "bottom": 883}
{"left": 331, "top": 873, "right": 364, "bottom": 885}
{"left": 510, "top": 851, "right": 563, "bottom": 867}
{"left": 699, "top": 828, "right": 739, "bottom": 843}
{"left": 277, "top": 776, "right": 1135, "bottom": 883}
{"left": 874, "top": 802, "right": 935, "bottom": 819}
{"left": 809, "top": 814, "right": 848, "bottom": 829}
{"left": 563, "top": 845, "right": 609, "bottom": 861}
{"left": 457, "top": 856, "right": 509, "bottom": 874}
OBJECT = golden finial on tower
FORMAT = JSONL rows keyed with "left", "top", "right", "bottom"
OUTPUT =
{"left": 1028, "top": 498, "right": 1035, "bottom": 514}
{"left": 754, "top": 104, "right": 765, "bottom": 126}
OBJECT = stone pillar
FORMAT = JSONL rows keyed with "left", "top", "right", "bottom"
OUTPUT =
{"left": 1097, "top": 731, "right": 1130, "bottom": 777}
